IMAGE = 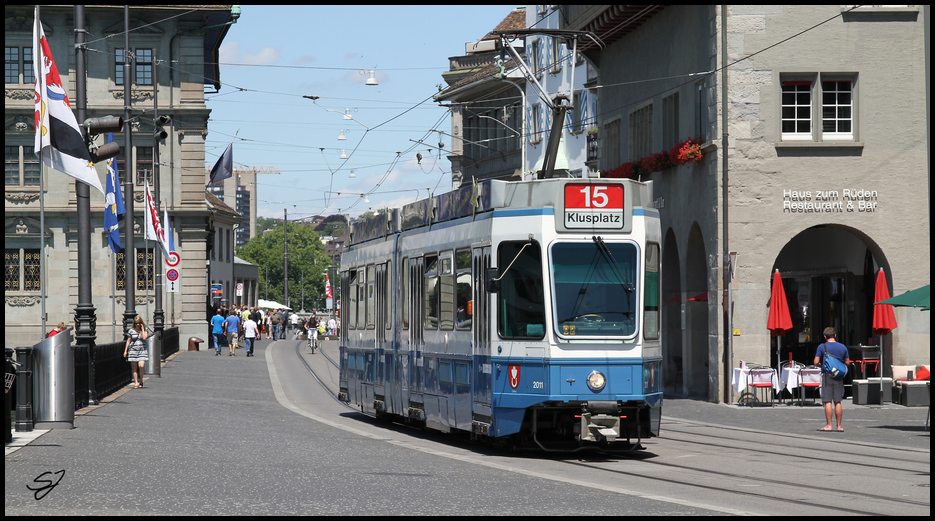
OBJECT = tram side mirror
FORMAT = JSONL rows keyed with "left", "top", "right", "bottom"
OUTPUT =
{"left": 485, "top": 268, "right": 500, "bottom": 293}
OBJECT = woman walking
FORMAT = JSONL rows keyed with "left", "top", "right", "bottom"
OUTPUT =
{"left": 124, "top": 316, "right": 149, "bottom": 389}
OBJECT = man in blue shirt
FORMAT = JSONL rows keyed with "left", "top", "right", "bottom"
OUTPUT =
{"left": 814, "top": 327, "right": 850, "bottom": 432}
{"left": 210, "top": 309, "right": 226, "bottom": 356}
{"left": 224, "top": 312, "right": 242, "bottom": 356}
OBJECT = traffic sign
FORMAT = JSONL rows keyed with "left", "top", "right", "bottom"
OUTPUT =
{"left": 165, "top": 251, "right": 180, "bottom": 267}
{"left": 166, "top": 267, "right": 181, "bottom": 293}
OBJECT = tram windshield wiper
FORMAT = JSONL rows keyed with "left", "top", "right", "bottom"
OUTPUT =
{"left": 592, "top": 236, "right": 634, "bottom": 293}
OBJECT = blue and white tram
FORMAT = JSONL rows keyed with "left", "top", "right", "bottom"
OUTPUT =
{"left": 338, "top": 178, "right": 662, "bottom": 450}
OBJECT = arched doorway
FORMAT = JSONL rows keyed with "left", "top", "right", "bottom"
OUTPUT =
{"left": 685, "top": 223, "right": 708, "bottom": 398}
{"left": 662, "top": 228, "right": 682, "bottom": 394}
{"left": 772, "top": 224, "right": 890, "bottom": 374}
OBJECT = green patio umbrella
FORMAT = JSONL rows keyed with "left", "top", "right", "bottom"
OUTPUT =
{"left": 875, "top": 285, "right": 930, "bottom": 311}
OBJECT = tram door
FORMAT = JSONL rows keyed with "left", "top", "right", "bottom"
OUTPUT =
{"left": 409, "top": 256, "right": 425, "bottom": 408}
{"left": 472, "top": 247, "right": 492, "bottom": 422}
{"left": 374, "top": 262, "right": 387, "bottom": 404}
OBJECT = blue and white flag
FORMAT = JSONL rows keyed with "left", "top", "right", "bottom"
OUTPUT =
{"left": 104, "top": 132, "right": 125, "bottom": 253}
{"left": 207, "top": 141, "right": 233, "bottom": 186}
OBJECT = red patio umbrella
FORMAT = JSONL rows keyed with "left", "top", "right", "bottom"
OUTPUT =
{"left": 872, "top": 269, "right": 897, "bottom": 404}
{"left": 767, "top": 270, "right": 793, "bottom": 379}
{"left": 766, "top": 269, "right": 792, "bottom": 386}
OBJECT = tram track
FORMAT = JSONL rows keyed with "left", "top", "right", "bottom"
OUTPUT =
{"left": 293, "top": 340, "right": 362, "bottom": 414}
{"left": 562, "top": 456, "right": 928, "bottom": 516}
{"left": 285, "top": 340, "right": 927, "bottom": 515}
{"left": 659, "top": 421, "right": 929, "bottom": 472}
{"left": 563, "top": 422, "right": 931, "bottom": 515}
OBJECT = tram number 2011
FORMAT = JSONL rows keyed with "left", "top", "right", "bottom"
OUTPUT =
{"left": 532, "top": 381, "right": 544, "bottom": 389}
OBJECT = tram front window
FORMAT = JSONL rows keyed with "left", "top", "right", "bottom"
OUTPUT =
{"left": 551, "top": 240, "right": 638, "bottom": 339}
{"left": 497, "top": 241, "right": 545, "bottom": 339}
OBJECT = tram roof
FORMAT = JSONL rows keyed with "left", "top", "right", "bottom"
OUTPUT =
{"left": 347, "top": 178, "right": 653, "bottom": 246}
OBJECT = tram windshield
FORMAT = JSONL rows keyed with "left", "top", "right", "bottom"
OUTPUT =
{"left": 551, "top": 240, "right": 638, "bottom": 338}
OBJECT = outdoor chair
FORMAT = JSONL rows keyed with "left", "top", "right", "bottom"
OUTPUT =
{"left": 746, "top": 367, "right": 776, "bottom": 407}
{"left": 797, "top": 366, "right": 822, "bottom": 406}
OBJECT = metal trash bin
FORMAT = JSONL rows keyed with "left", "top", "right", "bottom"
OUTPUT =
{"left": 32, "top": 328, "right": 75, "bottom": 430}
{"left": 144, "top": 330, "right": 162, "bottom": 377}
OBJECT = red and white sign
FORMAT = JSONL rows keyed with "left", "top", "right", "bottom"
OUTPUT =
{"left": 164, "top": 251, "right": 180, "bottom": 268}
{"left": 563, "top": 184, "right": 624, "bottom": 229}
{"left": 508, "top": 365, "right": 521, "bottom": 389}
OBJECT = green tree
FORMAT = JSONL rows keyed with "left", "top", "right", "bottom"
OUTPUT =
{"left": 237, "top": 222, "right": 331, "bottom": 311}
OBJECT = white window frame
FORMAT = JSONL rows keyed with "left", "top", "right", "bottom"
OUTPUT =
{"left": 780, "top": 74, "right": 857, "bottom": 142}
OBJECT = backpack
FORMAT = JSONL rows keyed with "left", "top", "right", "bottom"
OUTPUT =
{"left": 820, "top": 343, "right": 848, "bottom": 381}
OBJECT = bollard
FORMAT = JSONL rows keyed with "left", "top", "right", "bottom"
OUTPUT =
{"left": 14, "top": 346, "right": 33, "bottom": 432}
{"left": 144, "top": 331, "right": 162, "bottom": 377}
{"left": 188, "top": 337, "right": 204, "bottom": 352}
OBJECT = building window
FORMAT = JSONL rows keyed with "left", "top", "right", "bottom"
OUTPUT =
{"left": 695, "top": 81, "right": 708, "bottom": 141}
{"left": 602, "top": 119, "right": 621, "bottom": 169}
{"left": 629, "top": 104, "right": 653, "bottom": 161}
{"left": 781, "top": 81, "right": 812, "bottom": 139}
{"left": 136, "top": 147, "right": 153, "bottom": 185}
{"left": 115, "top": 248, "right": 154, "bottom": 291}
{"left": 531, "top": 40, "right": 541, "bottom": 78}
{"left": 530, "top": 103, "right": 541, "bottom": 144}
{"left": 116, "top": 48, "right": 153, "bottom": 86}
{"left": 572, "top": 90, "right": 584, "bottom": 133}
{"left": 781, "top": 75, "right": 855, "bottom": 142}
{"left": 5, "top": 146, "right": 40, "bottom": 186}
{"left": 550, "top": 37, "right": 562, "bottom": 73}
{"left": 116, "top": 48, "right": 126, "bottom": 86}
{"left": 821, "top": 80, "right": 853, "bottom": 139}
{"left": 5, "top": 248, "right": 42, "bottom": 292}
{"left": 136, "top": 49, "right": 153, "bottom": 86}
{"left": 662, "top": 92, "right": 680, "bottom": 150}
{"left": 5, "top": 46, "right": 33, "bottom": 84}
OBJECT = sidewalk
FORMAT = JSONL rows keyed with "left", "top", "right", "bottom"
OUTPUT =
{"left": 662, "top": 395, "right": 930, "bottom": 451}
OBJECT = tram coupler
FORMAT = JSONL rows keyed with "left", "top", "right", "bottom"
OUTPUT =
{"left": 578, "top": 401, "right": 623, "bottom": 443}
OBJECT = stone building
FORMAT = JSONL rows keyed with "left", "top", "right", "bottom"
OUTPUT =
{"left": 5, "top": 5, "right": 239, "bottom": 348}
{"left": 560, "top": 5, "right": 929, "bottom": 401}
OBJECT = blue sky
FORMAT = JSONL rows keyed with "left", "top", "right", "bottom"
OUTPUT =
{"left": 207, "top": 5, "right": 519, "bottom": 220}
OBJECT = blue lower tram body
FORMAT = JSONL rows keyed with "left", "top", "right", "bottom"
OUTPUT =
{"left": 342, "top": 346, "right": 662, "bottom": 444}
{"left": 489, "top": 357, "right": 662, "bottom": 442}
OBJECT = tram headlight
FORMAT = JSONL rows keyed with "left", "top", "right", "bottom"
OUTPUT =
{"left": 586, "top": 370, "right": 606, "bottom": 392}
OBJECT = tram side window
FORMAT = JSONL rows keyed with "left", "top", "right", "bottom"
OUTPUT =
{"left": 402, "top": 258, "right": 410, "bottom": 329}
{"left": 497, "top": 241, "right": 546, "bottom": 339}
{"left": 644, "top": 243, "right": 660, "bottom": 340}
{"left": 366, "top": 265, "right": 376, "bottom": 329}
{"left": 386, "top": 261, "right": 392, "bottom": 330}
{"left": 440, "top": 255, "right": 454, "bottom": 330}
{"left": 424, "top": 254, "right": 439, "bottom": 330}
{"left": 348, "top": 270, "right": 358, "bottom": 330}
{"left": 356, "top": 267, "right": 366, "bottom": 329}
{"left": 455, "top": 250, "right": 472, "bottom": 330}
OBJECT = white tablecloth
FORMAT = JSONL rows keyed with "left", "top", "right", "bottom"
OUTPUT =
{"left": 733, "top": 367, "right": 779, "bottom": 394}
{"left": 781, "top": 366, "right": 822, "bottom": 393}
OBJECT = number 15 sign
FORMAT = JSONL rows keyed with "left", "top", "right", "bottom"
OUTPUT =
{"left": 563, "top": 184, "right": 625, "bottom": 229}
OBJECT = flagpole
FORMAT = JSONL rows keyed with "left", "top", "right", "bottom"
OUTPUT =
{"left": 122, "top": 5, "right": 137, "bottom": 335}
{"left": 74, "top": 4, "right": 100, "bottom": 405}
{"left": 37, "top": 5, "right": 47, "bottom": 339}
{"left": 152, "top": 49, "right": 164, "bottom": 334}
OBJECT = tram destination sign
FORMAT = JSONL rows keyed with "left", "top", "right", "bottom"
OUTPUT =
{"left": 563, "top": 183, "right": 625, "bottom": 230}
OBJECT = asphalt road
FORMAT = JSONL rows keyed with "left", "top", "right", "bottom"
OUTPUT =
{"left": 4, "top": 337, "right": 929, "bottom": 515}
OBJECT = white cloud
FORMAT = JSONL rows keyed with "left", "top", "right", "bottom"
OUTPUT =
{"left": 219, "top": 40, "right": 280, "bottom": 65}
